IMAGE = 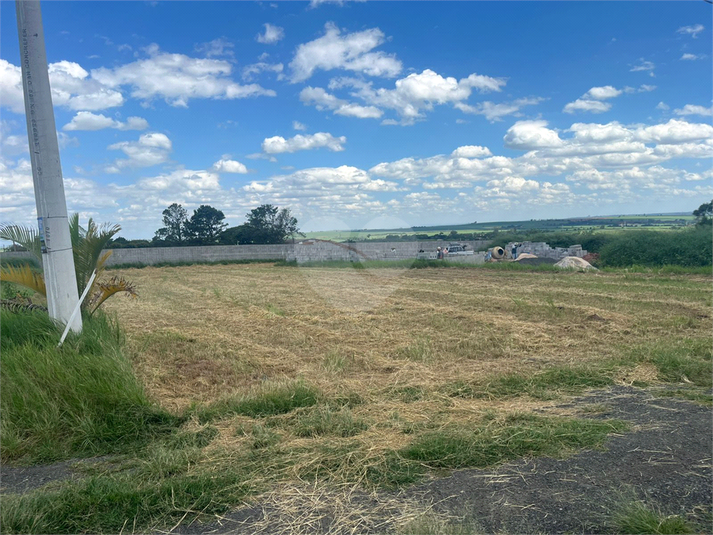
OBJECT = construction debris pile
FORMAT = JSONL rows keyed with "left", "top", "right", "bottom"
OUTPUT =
{"left": 485, "top": 241, "right": 597, "bottom": 270}
{"left": 506, "top": 241, "right": 587, "bottom": 260}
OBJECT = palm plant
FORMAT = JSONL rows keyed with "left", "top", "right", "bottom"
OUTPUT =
{"left": 0, "top": 214, "right": 136, "bottom": 313}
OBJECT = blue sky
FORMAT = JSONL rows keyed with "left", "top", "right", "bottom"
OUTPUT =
{"left": 1, "top": 0, "right": 711, "bottom": 238}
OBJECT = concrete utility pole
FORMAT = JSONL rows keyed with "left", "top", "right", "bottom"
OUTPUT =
{"left": 16, "top": 0, "right": 82, "bottom": 332}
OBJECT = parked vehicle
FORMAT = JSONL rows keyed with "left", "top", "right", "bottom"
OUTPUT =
{"left": 445, "top": 243, "right": 474, "bottom": 256}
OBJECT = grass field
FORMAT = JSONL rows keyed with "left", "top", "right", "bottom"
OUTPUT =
{"left": 302, "top": 214, "right": 696, "bottom": 241}
{"left": 2, "top": 262, "right": 711, "bottom": 533}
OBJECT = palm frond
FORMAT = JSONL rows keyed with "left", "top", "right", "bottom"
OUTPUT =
{"left": 71, "top": 216, "right": 120, "bottom": 294}
{"left": 68, "top": 213, "right": 82, "bottom": 248}
{"left": 0, "top": 224, "right": 42, "bottom": 263}
{"left": 0, "top": 264, "right": 46, "bottom": 296}
{"left": 2, "top": 214, "right": 133, "bottom": 311}
{"left": 87, "top": 276, "right": 137, "bottom": 314}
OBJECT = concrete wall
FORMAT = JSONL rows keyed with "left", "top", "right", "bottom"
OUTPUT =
{"left": 288, "top": 240, "right": 490, "bottom": 264}
{"left": 1, "top": 239, "right": 491, "bottom": 267}
{"left": 103, "top": 244, "right": 291, "bottom": 266}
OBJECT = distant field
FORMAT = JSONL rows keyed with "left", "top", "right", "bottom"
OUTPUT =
{"left": 303, "top": 214, "right": 695, "bottom": 241}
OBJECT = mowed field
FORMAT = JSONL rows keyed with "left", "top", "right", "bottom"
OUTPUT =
{"left": 93, "top": 262, "right": 712, "bottom": 532}
{"left": 106, "top": 263, "right": 711, "bottom": 411}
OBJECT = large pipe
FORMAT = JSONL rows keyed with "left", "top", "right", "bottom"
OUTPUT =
{"left": 16, "top": 0, "right": 82, "bottom": 332}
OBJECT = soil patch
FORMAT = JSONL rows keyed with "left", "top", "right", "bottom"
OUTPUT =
{"left": 0, "top": 456, "right": 109, "bottom": 495}
{"left": 169, "top": 386, "right": 712, "bottom": 534}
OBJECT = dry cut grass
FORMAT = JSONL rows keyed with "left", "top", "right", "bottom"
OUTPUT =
{"left": 105, "top": 263, "right": 711, "bottom": 412}
{"left": 95, "top": 263, "right": 712, "bottom": 531}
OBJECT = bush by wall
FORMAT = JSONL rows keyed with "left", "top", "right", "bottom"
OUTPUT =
{"left": 598, "top": 227, "right": 712, "bottom": 267}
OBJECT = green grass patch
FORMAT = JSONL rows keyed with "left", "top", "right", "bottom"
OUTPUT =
{"left": 390, "top": 385, "right": 428, "bottom": 403}
{"left": 614, "top": 501, "right": 695, "bottom": 534}
{"left": 0, "top": 310, "right": 180, "bottom": 463}
{"left": 165, "top": 425, "right": 219, "bottom": 449}
{"left": 236, "top": 423, "right": 282, "bottom": 449}
{"left": 654, "top": 388, "right": 713, "bottom": 405}
{"left": 445, "top": 365, "right": 615, "bottom": 401}
{"left": 397, "top": 513, "right": 479, "bottom": 535}
{"left": 292, "top": 258, "right": 563, "bottom": 272}
{"left": 395, "top": 337, "right": 434, "bottom": 363}
{"left": 626, "top": 339, "right": 712, "bottom": 387}
{"left": 0, "top": 451, "right": 254, "bottom": 535}
{"left": 192, "top": 380, "right": 320, "bottom": 422}
{"left": 600, "top": 264, "right": 713, "bottom": 276}
{"left": 288, "top": 406, "right": 369, "bottom": 438}
{"left": 106, "top": 258, "right": 275, "bottom": 270}
{"left": 400, "top": 413, "right": 627, "bottom": 470}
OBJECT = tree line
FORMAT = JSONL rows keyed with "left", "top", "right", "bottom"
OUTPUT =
{"left": 109, "top": 204, "right": 302, "bottom": 248}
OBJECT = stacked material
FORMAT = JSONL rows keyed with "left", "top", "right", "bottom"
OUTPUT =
{"left": 554, "top": 256, "right": 597, "bottom": 270}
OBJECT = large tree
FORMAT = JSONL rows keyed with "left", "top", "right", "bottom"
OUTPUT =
{"left": 693, "top": 200, "right": 712, "bottom": 226}
{"left": 185, "top": 205, "right": 228, "bottom": 244}
{"left": 153, "top": 203, "right": 188, "bottom": 244}
{"left": 220, "top": 205, "right": 302, "bottom": 245}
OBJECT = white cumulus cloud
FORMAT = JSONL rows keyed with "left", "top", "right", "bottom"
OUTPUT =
{"left": 63, "top": 111, "right": 148, "bottom": 131}
{"left": 673, "top": 104, "right": 713, "bottom": 117}
{"left": 299, "top": 87, "right": 383, "bottom": 118}
{"left": 261, "top": 132, "right": 347, "bottom": 154}
{"left": 107, "top": 132, "right": 172, "bottom": 171}
{"left": 563, "top": 99, "right": 612, "bottom": 114}
{"left": 583, "top": 86, "right": 623, "bottom": 100}
{"left": 504, "top": 120, "right": 563, "bottom": 149}
{"left": 212, "top": 158, "right": 248, "bottom": 174}
{"left": 1, "top": 58, "right": 125, "bottom": 114}
{"left": 451, "top": 146, "right": 492, "bottom": 158}
{"left": 92, "top": 44, "right": 275, "bottom": 107}
{"left": 256, "top": 23, "right": 285, "bottom": 45}
{"left": 323, "top": 69, "right": 506, "bottom": 124}
{"left": 289, "top": 22, "right": 402, "bottom": 82}
{"left": 677, "top": 24, "right": 704, "bottom": 38}
{"left": 456, "top": 97, "right": 543, "bottom": 122}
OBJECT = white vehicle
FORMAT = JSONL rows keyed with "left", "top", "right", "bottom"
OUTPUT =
{"left": 445, "top": 243, "right": 474, "bottom": 256}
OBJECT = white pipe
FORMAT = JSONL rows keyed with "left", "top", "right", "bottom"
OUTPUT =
{"left": 58, "top": 270, "right": 96, "bottom": 347}
{"left": 16, "top": 0, "right": 82, "bottom": 333}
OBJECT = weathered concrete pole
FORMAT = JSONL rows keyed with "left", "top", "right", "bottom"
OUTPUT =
{"left": 16, "top": 0, "right": 82, "bottom": 332}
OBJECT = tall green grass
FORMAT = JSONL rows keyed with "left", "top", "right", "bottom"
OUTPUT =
{"left": 0, "top": 310, "right": 180, "bottom": 463}
{"left": 614, "top": 501, "right": 695, "bottom": 534}
{"left": 625, "top": 338, "right": 712, "bottom": 388}
{"left": 445, "top": 365, "right": 615, "bottom": 401}
{"left": 0, "top": 448, "right": 254, "bottom": 534}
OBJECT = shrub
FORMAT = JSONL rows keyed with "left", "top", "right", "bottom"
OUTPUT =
{"left": 599, "top": 227, "right": 712, "bottom": 267}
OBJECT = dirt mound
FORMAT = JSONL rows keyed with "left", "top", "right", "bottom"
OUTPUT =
{"left": 555, "top": 256, "right": 597, "bottom": 270}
